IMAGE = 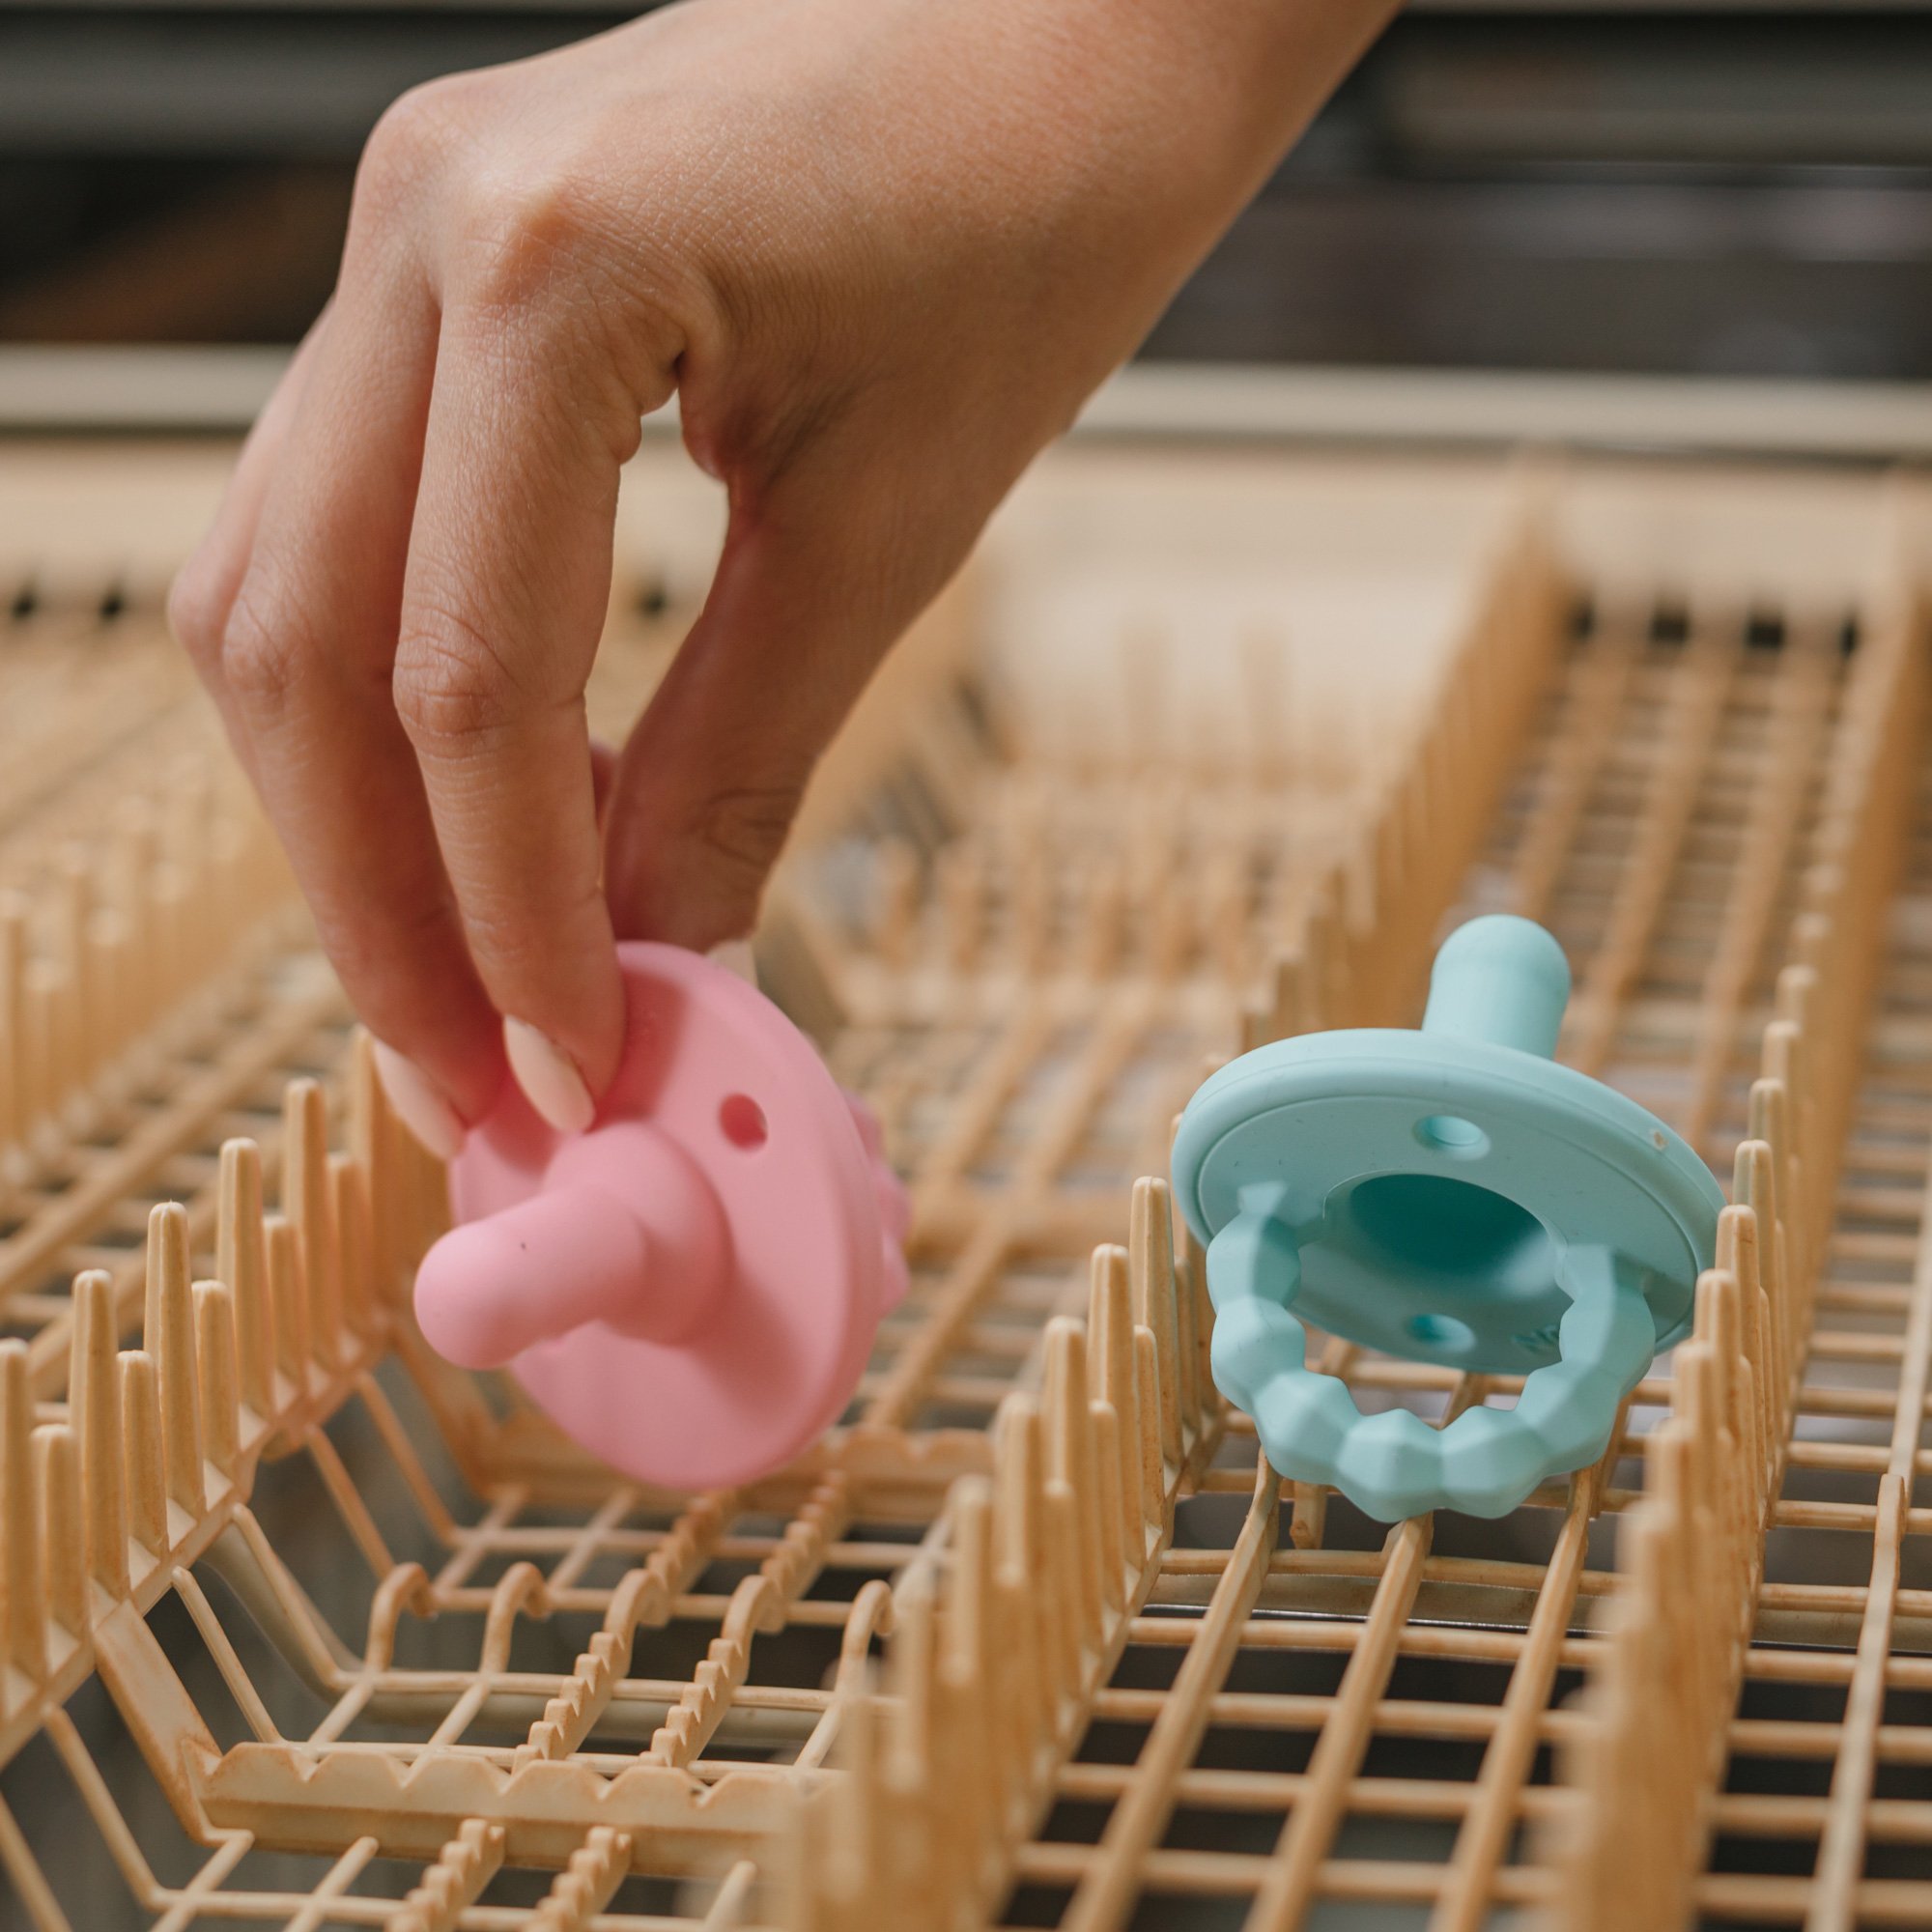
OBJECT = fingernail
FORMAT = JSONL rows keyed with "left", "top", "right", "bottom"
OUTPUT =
{"left": 710, "top": 938, "right": 758, "bottom": 987}
{"left": 503, "top": 1017, "right": 596, "bottom": 1134}
{"left": 371, "top": 1040, "right": 466, "bottom": 1161}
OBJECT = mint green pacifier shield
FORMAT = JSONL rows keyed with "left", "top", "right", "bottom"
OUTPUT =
{"left": 1171, "top": 916, "right": 1723, "bottom": 1521}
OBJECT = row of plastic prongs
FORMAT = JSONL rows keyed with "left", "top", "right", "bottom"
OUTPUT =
{"left": 786, "top": 1176, "right": 1217, "bottom": 1928}
{"left": 860, "top": 734, "right": 1485, "bottom": 993}
{"left": 1218, "top": 518, "right": 1571, "bottom": 1059}
{"left": 0, "top": 686, "right": 245, "bottom": 891}
{"left": 0, "top": 756, "right": 294, "bottom": 1181}
{"left": 1554, "top": 579, "right": 1927, "bottom": 1932}
{"left": 782, "top": 513, "right": 1573, "bottom": 1928}
{"left": 0, "top": 1037, "right": 447, "bottom": 1767}
{"left": 786, "top": 508, "right": 1918, "bottom": 1932}
{"left": 867, "top": 832, "right": 1290, "bottom": 990}
{"left": 1004, "top": 627, "right": 1412, "bottom": 793}
{"left": 0, "top": 621, "right": 201, "bottom": 838}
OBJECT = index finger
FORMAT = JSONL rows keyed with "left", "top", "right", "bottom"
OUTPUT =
{"left": 391, "top": 316, "right": 639, "bottom": 1121}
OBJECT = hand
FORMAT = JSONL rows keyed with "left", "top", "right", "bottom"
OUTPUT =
{"left": 169, "top": 0, "right": 1388, "bottom": 1151}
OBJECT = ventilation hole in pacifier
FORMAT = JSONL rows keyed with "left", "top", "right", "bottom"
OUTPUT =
{"left": 719, "top": 1094, "right": 769, "bottom": 1150}
{"left": 1409, "top": 1312, "right": 1477, "bottom": 1352}
{"left": 1414, "top": 1114, "right": 1490, "bottom": 1159}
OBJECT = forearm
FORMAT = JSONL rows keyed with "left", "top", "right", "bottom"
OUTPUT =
{"left": 673, "top": 0, "right": 1396, "bottom": 449}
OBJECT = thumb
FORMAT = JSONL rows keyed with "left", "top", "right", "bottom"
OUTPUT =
{"left": 603, "top": 464, "right": 940, "bottom": 950}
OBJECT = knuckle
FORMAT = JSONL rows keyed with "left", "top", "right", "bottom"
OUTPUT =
{"left": 166, "top": 555, "right": 226, "bottom": 671}
{"left": 392, "top": 615, "right": 520, "bottom": 752}
{"left": 355, "top": 75, "right": 475, "bottom": 216}
{"left": 314, "top": 890, "right": 449, "bottom": 999}
{"left": 434, "top": 128, "right": 696, "bottom": 403}
{"left": 464, "top": 885, "right": 601, "bottom": 982}
{"left": 680, "top": 781, "right": 806, "bottom": 893}
{"left": 458, "top": 166, "right": 611, "bottom": 314}
{"left": 217, "top": 583, "right": 308, "bottom": 717}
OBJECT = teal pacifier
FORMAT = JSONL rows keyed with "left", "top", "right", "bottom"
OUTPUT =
{"left": 1171, "top": 915, "right": 1723, "bottom": 1520}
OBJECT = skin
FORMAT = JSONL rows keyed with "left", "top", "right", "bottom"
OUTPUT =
{"left": 169, "top": 0, "right": 1393, "bottom": 1128}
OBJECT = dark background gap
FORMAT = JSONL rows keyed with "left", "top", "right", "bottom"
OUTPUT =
{"left": 2, "top": 6, "right": 1930, "bottom": 376}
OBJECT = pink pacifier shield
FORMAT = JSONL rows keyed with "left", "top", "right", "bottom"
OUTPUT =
{"left": 414, "top": 942, "right": 908, "bottom": 1490}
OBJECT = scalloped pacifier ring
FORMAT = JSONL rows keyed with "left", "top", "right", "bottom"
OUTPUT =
{"left": 1208, "top": 1213, "right": 1657, "bottom": 1520}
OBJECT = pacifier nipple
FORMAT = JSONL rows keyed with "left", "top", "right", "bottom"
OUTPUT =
{"left": 414, "top": 1124, "right": 727, "bottom": 1370}
{"left": 1421, "top": 915, "right": 1571, "bottom": 1061}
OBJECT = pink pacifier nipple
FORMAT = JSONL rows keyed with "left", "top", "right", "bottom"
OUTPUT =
{"left": 413, "top": 942, "right": 908, "bottom": 1491}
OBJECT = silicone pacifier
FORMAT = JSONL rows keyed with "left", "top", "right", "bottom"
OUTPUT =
{"left": 414, "top": 943, "right": 909, "bottom": 1491}
{"left": 1172, "top": 915, "right": 1722, "bottom": 1520}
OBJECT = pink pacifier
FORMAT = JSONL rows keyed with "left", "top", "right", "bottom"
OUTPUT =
{"left": 413, "top": 943, "right": 909, "bottom": 1490}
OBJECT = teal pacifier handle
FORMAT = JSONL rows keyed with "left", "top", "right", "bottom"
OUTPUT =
{"left": 1208, "top": 1218, "right": 1655, "bottom": 1520}
{"left": 1173, "top": 914, "right": 1723, "bottom": 1522}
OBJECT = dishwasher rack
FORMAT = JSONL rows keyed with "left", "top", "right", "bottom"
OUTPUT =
{"left": 0, "top": 426, "right": 1926, "bottom": 1932}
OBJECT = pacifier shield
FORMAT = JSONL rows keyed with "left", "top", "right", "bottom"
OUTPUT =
{"left": 1171, "top": 916, "right": 1725, "bottom": 1519}
{"left": 422, "top": 942, "right": 907, "bottom": 1491}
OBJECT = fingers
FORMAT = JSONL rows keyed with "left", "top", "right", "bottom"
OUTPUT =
{"left": 187, "top": 227, "right": 507, "bottom": 1133}
{"left": 172, "top": 86, "right": 666, "bottom": 1138}
{"left": 168, "top": 308, "right": 330, "bottom": 725}
{"left": 390, "top": 309, "right": 644, "bottom": 1113}
{"left": 602, "top": 444, "right": 935, "bottom": 952}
